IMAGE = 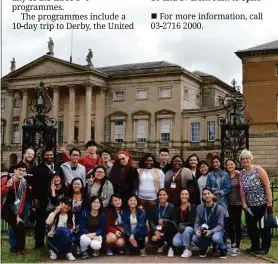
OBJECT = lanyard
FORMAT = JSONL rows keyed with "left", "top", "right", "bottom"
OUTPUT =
{"left": 158, "top": 203, "right": 168, "bottom": 219}
{"left": 14, "top": 180, "right": 19, "bottom": 200}
{"left": 172, "top": 169, "right": 181, "bottom": 182}
{"left": 205, "top": 206, "right": 213, "bottom": 223}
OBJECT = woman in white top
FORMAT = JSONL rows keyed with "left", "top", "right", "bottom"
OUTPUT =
{"left": 137, "top": 153, "right": 165, "bottom": 214}
{"left": 197, "top": 160, "right": 210, "bottom": 202}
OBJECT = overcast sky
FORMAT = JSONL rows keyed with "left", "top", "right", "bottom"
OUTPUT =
{"left": 2, "top": 0, "right": 277, "bottom": 87}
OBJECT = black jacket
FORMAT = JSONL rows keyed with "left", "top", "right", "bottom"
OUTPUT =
{"left": 33, "top": 162, "right": 63, "bottom": 205}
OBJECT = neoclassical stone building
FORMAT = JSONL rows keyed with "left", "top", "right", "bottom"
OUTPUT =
{"left": 1, "top": 52, "right": 230, "bottom": 167}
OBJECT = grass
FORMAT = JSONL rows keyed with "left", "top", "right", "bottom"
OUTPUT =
{"left": 241, "top": 237, "right": 278, "bottom": 261}
{"left": 1, "top": 233, "right": 49, "bottom": 263}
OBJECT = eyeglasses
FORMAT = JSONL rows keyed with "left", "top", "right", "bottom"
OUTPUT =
{"left": 118, "top": 157, "right": 126, "bottom": 161}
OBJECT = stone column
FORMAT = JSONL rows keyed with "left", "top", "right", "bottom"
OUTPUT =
{"left": 20, "top": 89, "right": 28, "bottom": 142}
{"left": 5, "top": 90, "right": 14, "bottom": 145}
{"left": 52, "top": 86, "right": 59, "bottom": 123}
{"left": 68, "top": 85, "right": 75, "bottom": 144}
{"left": 85, "top": 85, "right": 92, "bottom": 142}
{"left": 95, "top": 87, "right": 106, "bottom": 143}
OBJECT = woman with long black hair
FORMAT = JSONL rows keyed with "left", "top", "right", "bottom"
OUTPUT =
{"left": 122, "top": 195, "right": 148, "bottom": 257}
{"left": 79, "top": 196, "right": 106, "bottom": 258}
{"left": 184, "top": 153, "right": 201, "bottom": 205}
{"left": 149, "top": 188, "right": 177, "bottom": 258}
{"left": 85, "top": 166, "right": 114, "bottom": 208}
{"left": 105, "top": 194, "right": 126, "bottom": 255}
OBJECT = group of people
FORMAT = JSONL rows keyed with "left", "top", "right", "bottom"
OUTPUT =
{"left": 1, "top": 139, "right": 273, "bottom": 261}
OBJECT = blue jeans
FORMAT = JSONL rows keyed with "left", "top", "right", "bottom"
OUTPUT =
{"left": 47, "top": 227, "right": 72, "bottom": 254}
{"left": 172, "top": 227, "right": 194, "bottom": 247}
{"left": 8, "top": 202, "right": 32, "bottom": 248}
{"left": 192, "top": 231, "right": 227, "bottom": 251}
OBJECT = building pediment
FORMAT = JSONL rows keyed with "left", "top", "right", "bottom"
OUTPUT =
{"left": 2, "top": 55, "right": 106, "bottom": 81}
{"left": 109, "top": 111, "right": 128, "bottom": 117}
{"left": 132, "top": 110, "right": 151, "bottom": 116}
{"left": 155, "top": 109, "right": 175, "bottom": 115}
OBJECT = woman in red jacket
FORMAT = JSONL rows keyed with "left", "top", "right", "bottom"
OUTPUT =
{"left": 105, "top": 194, "right": 126, "bottom": 255}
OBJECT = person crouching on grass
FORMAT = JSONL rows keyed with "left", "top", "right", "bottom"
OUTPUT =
{"left": 79, "top": 196, "right": 106, "bottom": 259}
{"left": 46, "top": 197, "right": 76, "bottom": 261}
{"left": 192, "top": 187, "right": 227, "bottom": 259}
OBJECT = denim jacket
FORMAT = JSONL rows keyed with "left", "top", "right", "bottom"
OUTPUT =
{"left": 205, "top": 169, "right": 231, "bottom": 217}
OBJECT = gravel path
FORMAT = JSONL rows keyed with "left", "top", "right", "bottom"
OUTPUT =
{"left": 48, "top": 248, "right": 271, "bottom": 263}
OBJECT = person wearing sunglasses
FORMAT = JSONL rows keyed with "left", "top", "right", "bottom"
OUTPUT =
{"left": 109, "top": 151, "right": 139, "bottom": 208}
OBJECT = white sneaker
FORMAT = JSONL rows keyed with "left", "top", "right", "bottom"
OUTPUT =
{"left": 66, "top": 252, "right": 75, "bottom": 261}
{"left": 92, "top": 250, "right": 99, "bottom": 257}
{"left": 181, "top": 249, "right": 192, "bottom": 258}
{"left": 167, "top": 247, "right": 174, "bottom": 257}
{"left": 49, "top": 250, "right": 57, "bottom": 260}
{"left": 157, "top": 243, "right": 165, "bottom": 253}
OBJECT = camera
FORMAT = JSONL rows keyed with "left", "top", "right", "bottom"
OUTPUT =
{"left": 200, "top": 223, "right": 209, "bottom": 237}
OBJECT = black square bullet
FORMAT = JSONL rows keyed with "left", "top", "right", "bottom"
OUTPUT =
{"left": 151, "top": 13, "right": 157, "bottom": 19}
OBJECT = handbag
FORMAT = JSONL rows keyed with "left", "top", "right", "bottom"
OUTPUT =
{"left": 261, "top": 207, "right": 278, "bottom": 228}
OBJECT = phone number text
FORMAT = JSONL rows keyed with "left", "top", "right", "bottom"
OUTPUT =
{"left": 151, "top": 22, "right": 203, "bottom": 30}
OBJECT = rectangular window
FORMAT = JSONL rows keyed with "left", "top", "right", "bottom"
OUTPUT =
{"left": 208, "top": 121, "right": 215, "bottom": 141}
{"left": 13, "top": 124, "right": 20, "bottom": 143}
{"left": 159, "top": 88, "right": 171, "bottom": 99}
{"left": 137, "top": 120, "right": 147, "bottom": 143}
{"left": 160, "top": 119, "right": 171, "bottom": 142}
{"left": 136, "top": 89, "right": 147, "bottom": 100}
{"left": 217, "top": 96, "right": 224, "bottom": 106}
{"left": 113, "top": 91, "right": 125, "bottom": 101}
{"left": 196, "top": 94, "right": 200, "bottom": 106}
{"left": 191, "top": 122, "right": 200, "bottom": 142}
{"left": 184, "top": 88, "right": 189, "bottom": 100}
{"left": 114, "top": 120, "right": 124, "bottom": 143}
{"left": 13, "top": 98, "right": 20, "bottom": 108}
{"left": 58, "top": 121, "right": 64, "bottom": 143}
{"left": 1, "top": 99, "right": 5, "bottom": 109}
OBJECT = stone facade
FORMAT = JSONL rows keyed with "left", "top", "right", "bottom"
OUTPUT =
{"left": 1, "top": 50, "right": 278, "bottom": 176}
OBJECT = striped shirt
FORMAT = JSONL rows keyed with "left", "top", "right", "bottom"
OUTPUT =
{"left": 228, "top": 174, "right": 242, "bottom": 206}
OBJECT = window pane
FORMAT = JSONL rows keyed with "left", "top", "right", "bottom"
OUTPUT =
{"left": 160, "top": 88, "right": 171, "bottom": 98}
{"left": 191, "top": 122, "right": 200, "bottom": 142}
{"left": 160, "top": 119, "right": 171, "bottom": 142}
{"left": 13, "top": 124, "right": 20, "bottom": 143}
{"left": 13, "top": 98, "right": 20, "bottom": 108}
{"left": 184, "top": 89, "right": 188, "bottom": 100}
{"left": 1, "top": 99, "right": 5, "bottom": 109}
{"left": 208, "top": 121, "right": 215, "bottom": 141}
{"left": 115, "top": 120, "right": 124, "bottom": 142}
{"left": 137, "top": 120, "right": 147, "bottom": 143}
{"left": 137, "top": 90, "right": 147, "bottom": 99}
{"left": 114, "top": 91, "right": 125, "bottom": 101}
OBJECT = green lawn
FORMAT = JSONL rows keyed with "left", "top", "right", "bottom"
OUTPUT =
{"left": 1, "top": 234, "right": 49, "bottom": 263}
{"left": 241, "top": 237, "right": 278, "bottom": 261}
